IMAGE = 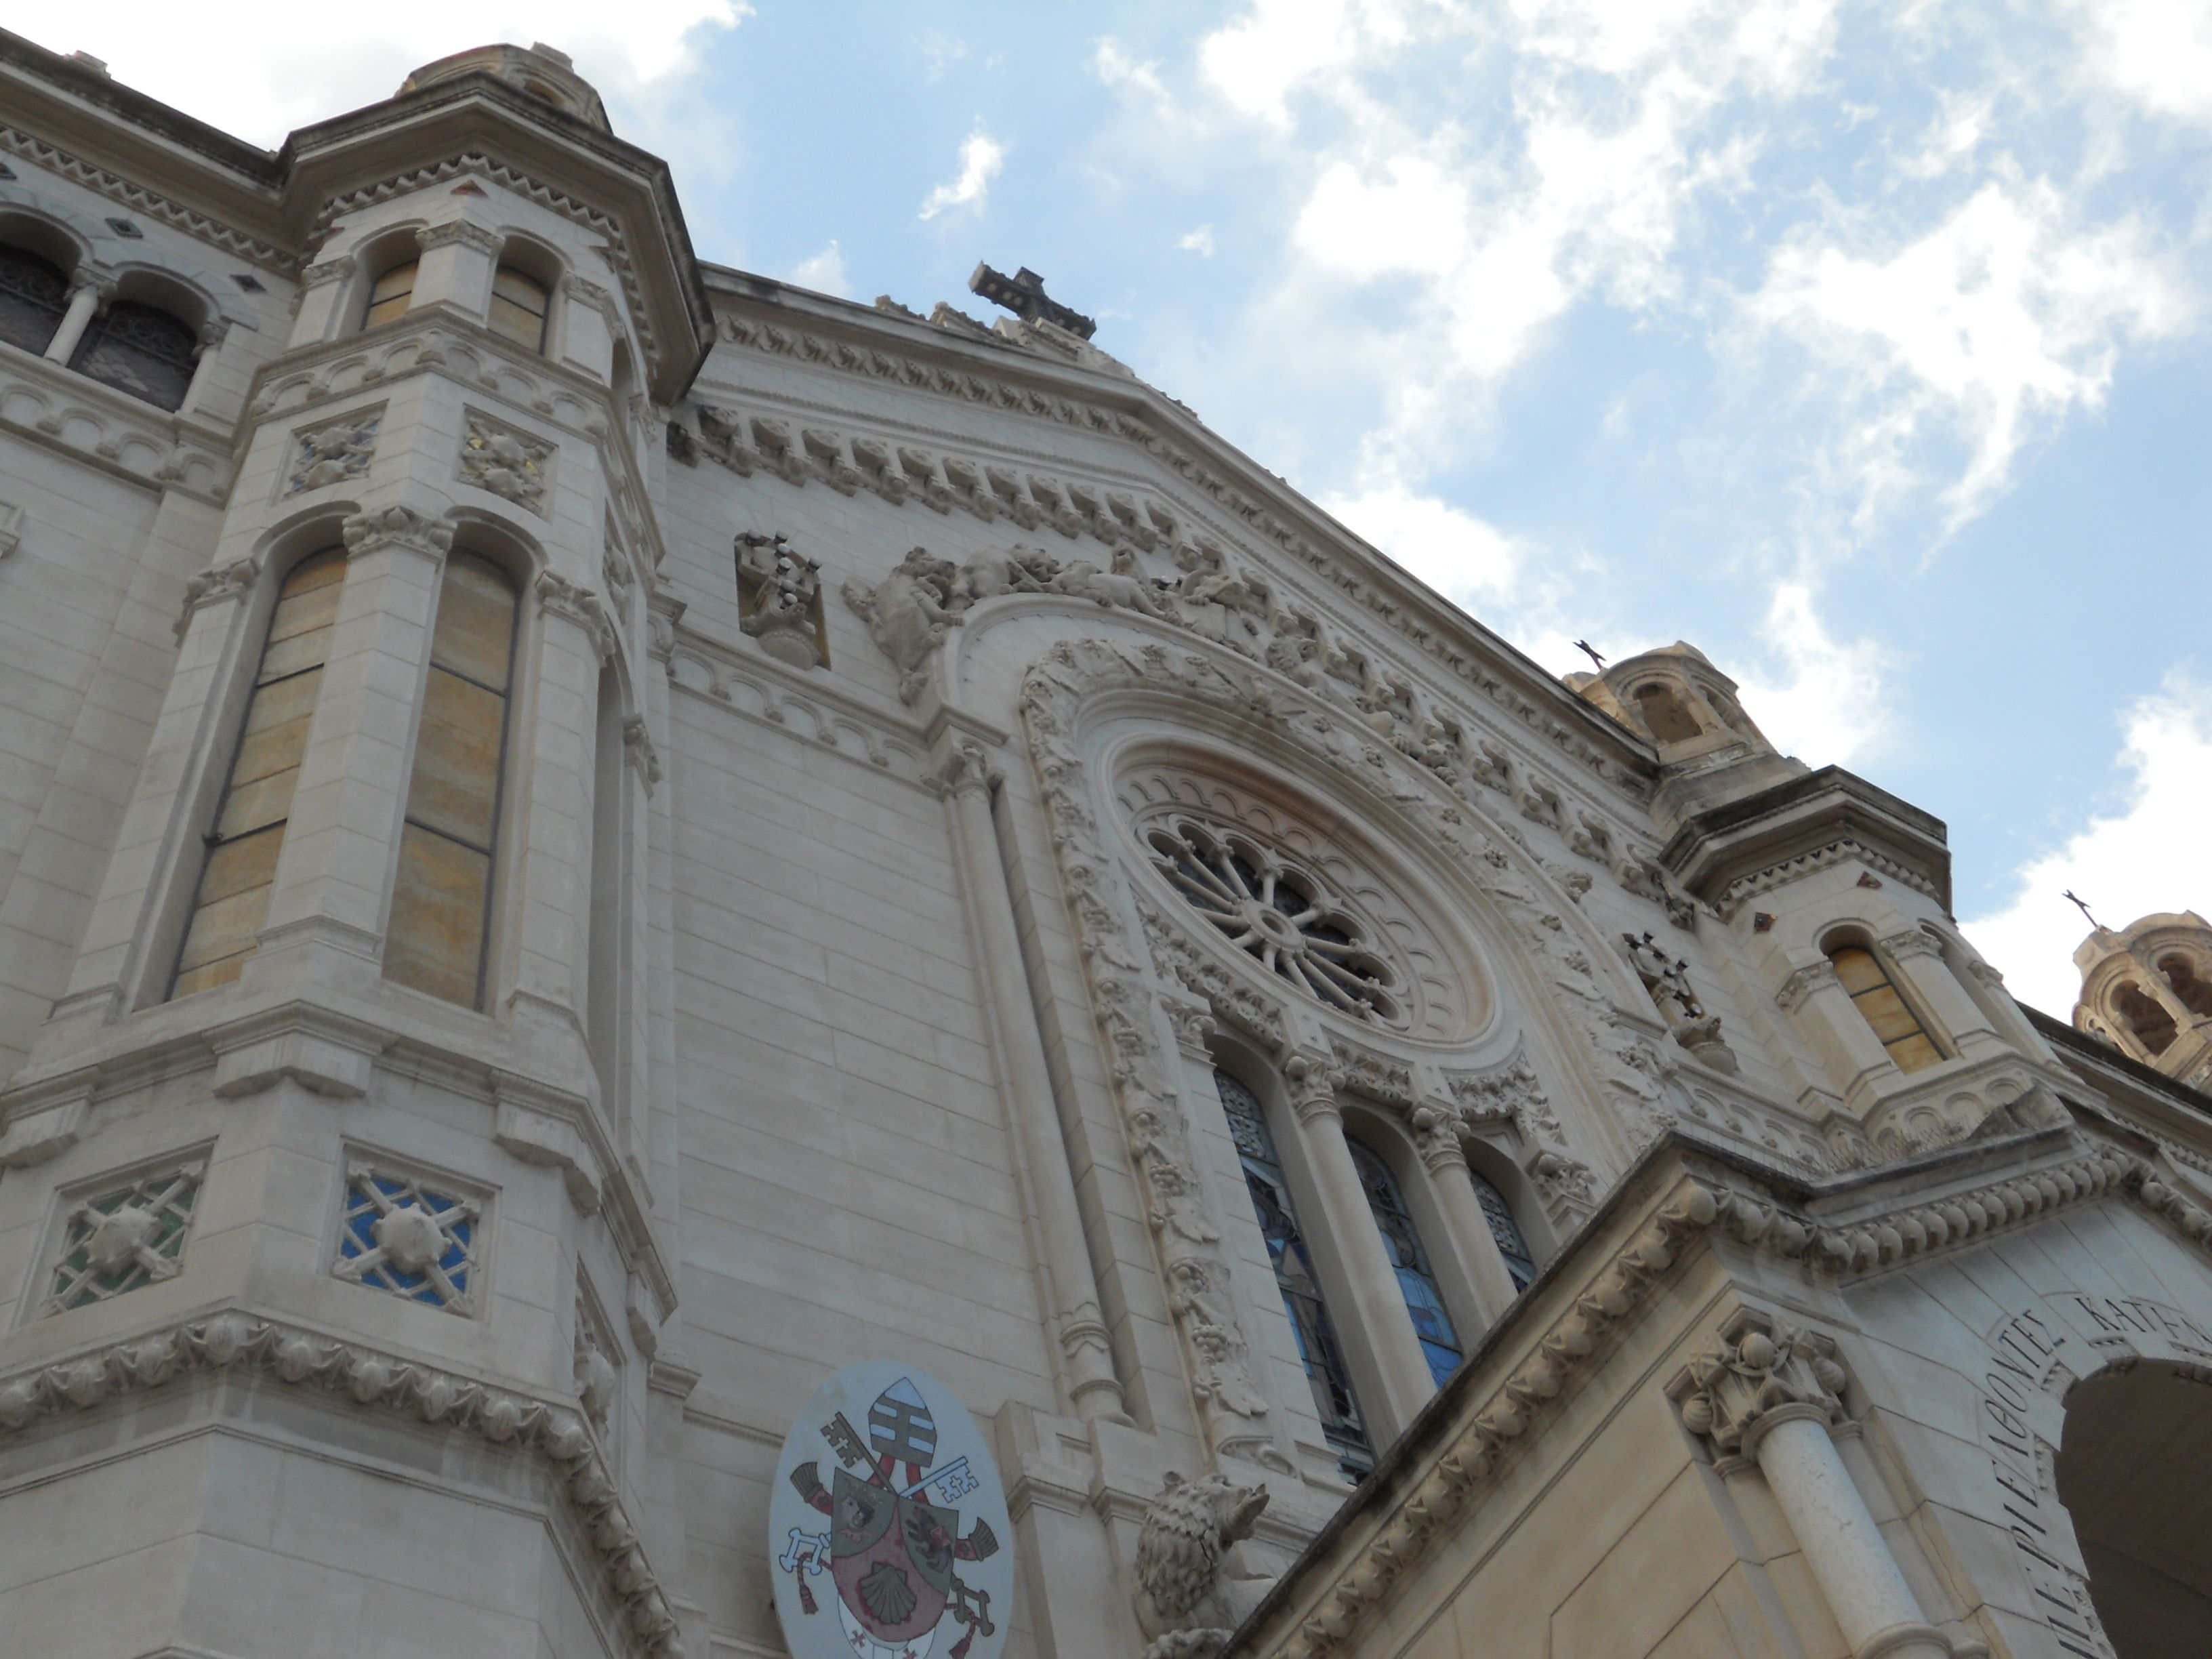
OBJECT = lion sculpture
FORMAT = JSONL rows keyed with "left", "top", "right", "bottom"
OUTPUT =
{"left": 1132, "top": 1471, "right": 1274, "bottom": 1659}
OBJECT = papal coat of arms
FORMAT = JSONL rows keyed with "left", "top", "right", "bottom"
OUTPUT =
{"left": 771, "top": 1362, "right": 1013, "bottom": 1659}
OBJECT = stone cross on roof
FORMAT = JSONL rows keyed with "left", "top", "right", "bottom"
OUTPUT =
{"left": 968, "top": 264, "right": 1097, "bottom": 340}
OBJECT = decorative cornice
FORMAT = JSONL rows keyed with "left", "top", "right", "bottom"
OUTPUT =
{"left": 418, "top": 218, "right": 503, "bottom": 254}
{"left": 1715, "top": 836, "right": 1942, "bottom": 919}
{"left": 1235, "top": 1134, "right": 2186, "bottom": 1659}
{"left": 0, "top": 123, "right": 298, "bottom": 273}
{"left": 0, "top": 1310, "right": 681, "bottom": 1655}
{"left": 1775, "top": 959, "right": 1839, "bottom": 1015}
{"left": 1879, "top": 927, "right": 1943, "bottom": 962}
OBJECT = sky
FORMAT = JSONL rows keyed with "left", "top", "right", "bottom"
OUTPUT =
{"left": 42, "top": 0, "right": 2212, "bottom": 1017}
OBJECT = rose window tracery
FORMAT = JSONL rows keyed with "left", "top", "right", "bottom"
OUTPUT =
{"left": 1145, "top": 815, "right": 1401, "bottom": 1025}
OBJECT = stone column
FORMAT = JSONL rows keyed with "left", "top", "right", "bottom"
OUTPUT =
{"left": 939, "top": 740, "right": 1126, "bottom": 1424}
{"left": 1674, "top": 1317, "right": 1952, "bottom": 1659}
{"left": 1408, "top": 1101, "right": 1519, "bottom": 1328}
{"left": 43, "top": 277, "right": 106, "bottom": 364}
{"left": 1282, "top": 1050, "right": 1437, "bottom": 1427}
{"left": 415, "top": 220, "right": 502, "bottom": 319}
{"left": 289, "top": 255, "right": 357, "bottom": 347}
{"left": 1778, "top": 958, "right": 1894, "bottom": 1084}
{"left": 178, "top": 322, "right": 228, "bottom": 421}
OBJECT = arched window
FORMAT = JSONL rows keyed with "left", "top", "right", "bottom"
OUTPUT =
{"left": 0, "top": 243, "right": 70, "bottom": 355}
{"left": 489, "top": 265, "right": 549, "bottom": 352}
{"left": 1633, "top": 682, "right": 1701, "bottom": 743}
{"left": 71, "top": 300, "right": 197, "bottom": 410}
{"left": 1214, "top": 1069, "right": 1370, "bottom": 1474}
{"left": 2161, "top": 956, "right": 2212, "bottom": 1021}
{"left": 1349, "top": 1139, "right": 1461, "bottom": 1385}
{"left": 171, "top": 552, "right": 347, "bottom": 998}
{"left": 1469, "top": 1168, "right": 1536, "bottom": 1292}
{"left": 2114, "top": 980, "right": 2179, "bottom": 1056}
{"left": 1827, "top": 943, "right": 1942, "bottom": 1073}
{"left": 363, "top": 260, "right": 417, "bottom": 330}
{"left": 383, "top": 553, "right": 517, "bottom": 1008}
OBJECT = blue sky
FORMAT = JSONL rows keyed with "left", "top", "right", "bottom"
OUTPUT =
{"left": 66, "top": 0, "right": 2212, "bottom": 1014}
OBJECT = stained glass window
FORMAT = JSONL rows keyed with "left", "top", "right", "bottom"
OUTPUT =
{"left": 1828, "top": 945, "right": 1942, "bottom": 1073}
{"left": 1470, "top": 1168, "right": 1536, "bottom": 1292}
{"left": 384, "top": 552, "right": 517, "bottom": 1008}
{"left": 363, "top": 260, "right": 416, "bottom": 330}
{"left": 71, "top": 300, "right": 196, "bottom": 410}
{"left": 333, "top": 1162, "right": 480, "bottom": 1314}
{"left": 0, "top": 243, "right": 68, "bottom": 356}
{"left": 1214, "top": 1069, "right": 1370, "bottom": 1475}
{"left": 489, "top": 265, "right": 549, "bottom": 352}
{"left": 1350, "top": 1139, "right": 1462, "bottom": 1386}
{"left": 172, "top": 552, "right": 346, "bottom": 998}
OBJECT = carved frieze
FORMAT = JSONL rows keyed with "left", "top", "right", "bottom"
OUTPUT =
{"left": 458, "top": 409, "right": 554, "bottom": 514}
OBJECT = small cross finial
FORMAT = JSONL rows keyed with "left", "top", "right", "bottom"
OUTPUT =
{"left": 1574, "top": 639, "right": 1607, "bottom": 672}
{"left": 2064, "top": 889, "right": 2102, "bottom": 930}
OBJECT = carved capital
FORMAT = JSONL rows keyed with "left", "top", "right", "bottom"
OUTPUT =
{"left": 175, "top": 554, "right": 262, "bottom": 640}
{"left": 1282, "top": 1050, "right": 1344, "bottom": 1123}
{"left": 1671, "top": 1313, "right": 1848, "bottom": 1460}
{"left": 1879, "top": 927, "right": 1943, "bottom": 962}
{"left": 1410, "top": 1102, "right": 1467, "bottom": 1171}
{"left": 342, "top": 505, "right": 453, "bottom": 562}
{"left": 621, "top": 715, "right": 661, "bottom": 796}
{"left": 933, "top": 739, "right": 1001, "bottom": 800}
{"left": 417, "top": 219, "right": 503, "bottom": 255}
{"left": 300, "top": 254, "right": 354, "bottom": 289}
{"left": 536, "top": 571, "right": 618, "bottom": 661}
{"left": 1775, "top": 959, "right": 1839, "bottom": 1015}
{"left": 1160, "top": 991, "right": 1216, "bottom": 1059}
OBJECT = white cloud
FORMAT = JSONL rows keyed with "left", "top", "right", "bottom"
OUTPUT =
{"left": 1964, "top": 672, "right": 2212, "bottom": 1017}
{"left": 1094, "top": 37, "right": 1172, "bottom": 106}
{"left": 786, "top": 240, "right": 851, "bottom": 298}
{"left": 2068, "top": 0, "right": 2212, "bottom": 127}
{"left": 1732, "top": 583, "right": 1890, "bottom": 768}
{"left": 1321, "top": 480, "right": 1523, "bottom": 602}
{"left": 28, "top": 1, "right": 747, "bottom": 148}
{"left": 1750, "top": 182, "right": 2190, "bottom": 531}
{"left": 920, "top": 129, "right": 1006, "bottom": 221}
{"left": 1179, "top": 226, "right": 1217, "bottom": 256}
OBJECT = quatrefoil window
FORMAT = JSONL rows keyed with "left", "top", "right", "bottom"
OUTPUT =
{"left": 1146, "top": 817, "right": 1399, "bottom": 1023}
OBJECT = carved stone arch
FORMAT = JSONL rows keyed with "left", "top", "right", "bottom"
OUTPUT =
{"left": 104, "top": 249, "right": 252, "bottom": 337}
{"left": 0, "top": 184, "right": 114, "bottom": 274}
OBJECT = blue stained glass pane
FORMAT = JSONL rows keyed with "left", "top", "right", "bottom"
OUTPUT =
{"left": 1213, "top": 1069, "right": 1370, "bottom": 1475}
{"left": 1349, "top": 1139, "right": 1462, "bottom": 1388}
{"left": 1471, "top": 1168, "right": 1537, "bottom": 1292}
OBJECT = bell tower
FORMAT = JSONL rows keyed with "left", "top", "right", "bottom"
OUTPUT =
{"left": 2073, "top": 910, "right": 2212, "bottom": 1090}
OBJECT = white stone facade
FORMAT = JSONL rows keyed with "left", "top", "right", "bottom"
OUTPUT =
{"left": 0, "top": 30, "right": 2205, "bottom": 1659}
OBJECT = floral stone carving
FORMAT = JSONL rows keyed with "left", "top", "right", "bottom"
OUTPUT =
{"left": 287, "top": 411, "right": 380, "bottom": 493}
{"left": 1673, "top": 1315, "right": 1848, "bottom": 1460}
{"left": 333, "top": 1162, "right": 482, "bottom": 1315}
{"left": 45, "top": 1156, "right": 204, "bottom": 1314}
{"left": 458, "top": 410, "right": 554, "bottom": 514}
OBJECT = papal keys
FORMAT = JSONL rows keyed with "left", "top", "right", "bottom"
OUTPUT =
{"left": 771, "top": 1363, "right": 1014, "bottom": 1659}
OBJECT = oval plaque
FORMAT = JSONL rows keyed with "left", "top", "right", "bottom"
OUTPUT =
{"left": 771, "top": 1361, "right": 1013, "bottom": 1659}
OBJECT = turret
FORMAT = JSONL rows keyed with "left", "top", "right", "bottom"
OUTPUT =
{"left": 2073, "top": 911, "right": 2212, "bottom": 1090}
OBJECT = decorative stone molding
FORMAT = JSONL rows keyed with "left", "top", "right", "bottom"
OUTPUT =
{"left": 0, "top": 123, "right": 297, "bottom": 273}
{"left": 538, "top": 571, "right": 618, "bottom": 662}
{"left": 1775, "top": 958, "right": 1839, "bottom": 1015}
{"left": 342, "top": 504, "right": 454, "bottom": 562}
{"left": 1447, "top": 1057, "right": 1567, "bottom": 1148}
{"left": 1879, "top": 927, "right": 1944, "bottom": 962}
{"left": 1134, "top": 890, "right": 1288, "bottom": 1050}
{"left": 458, "top": 409, "right": 554, "bottom": 514}
{"left": 622, "top": 714, "right": 661, "bottom": 795}
{"left": 0, "top": 1310, "right": 682, "bottom": 1655}
{"left": 1715, "top": 838, "right": 1943, "bottom": 920}
{"left": 1328, "top": 1040, "right": 1413, "bottom": 1109}
{"left": 418, "top": 218, "right": 503, "bottom": 255}
{"left": 300, "top": 254, "right": 356, "bottom": 289}
{"left": 286, "top": 410, "right": 380, "bottom": 494}
{"left": 560, "top": 270, "right": 623, "bottom": 327}
{"left": 1282, "top": 1052, "right": 1344, "bottom": 1126}
{"left": 0, "top": 352, "right": 232, "bottom": 504}
{"left": 173, "top": 554, "right": 261, "bottom": 640}
{"left": 663, "top": 626, "right": 935, "bottom": 791}
{"left": 1670, "top": 1314, "right": 1848, "bottom": 1462}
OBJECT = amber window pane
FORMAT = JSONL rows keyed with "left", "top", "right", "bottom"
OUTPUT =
{"left": 363, "top": 260, "right": 417, "bottom": 330}
{"left": 1828, "top": 945, "right": 1941, "bottom": 1073}
{"left": 171, "top": 551, "right": 346, "bottom": 999}
{"left": 488, "top": 266, "right": 548, "bottom": 352}
{"left": 384, "top": 552, "right": 516, "bottom": 1008}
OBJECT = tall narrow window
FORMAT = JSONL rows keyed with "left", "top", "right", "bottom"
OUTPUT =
{"left": 171, "top": 552, "right": 346, "bottom": 998}
{"left": 1828, "top": 943, "right": 1942, "bottom": 1073}
{"left": 0, "top": 244, "right": 69, "bottom": 355}
{"left": 489, "top": 266, "right": 549, "bottom": 352}
{"left": 586, "top": 666, "right": 626, "bottom": 1116}
{"left": 1214, "top": 1069, "right": 1370, "bottom": 1475}
{"left": 1349, "top": 1140, "right": 1462, "bottom": 1386}
{"left": 1469, "top": 1169, "right": 1536, "bottom": 1292}
{"left": 384, "top": 553, "right": 516, "bottom": 1007}
{"left": 71, "top": 301, "right": 197, "bottom": 411}
{"left": 363, "top": 260, "right": 417, "bottom": 330}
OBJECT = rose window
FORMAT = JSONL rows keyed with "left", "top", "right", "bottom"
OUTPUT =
{"left": 1145, "top": 816, "right": 1400, "bottom": 1023}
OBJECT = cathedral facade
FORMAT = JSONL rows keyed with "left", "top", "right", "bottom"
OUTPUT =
{"left": 0, "top": 30, "right": 2207, "bottom": 1659}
